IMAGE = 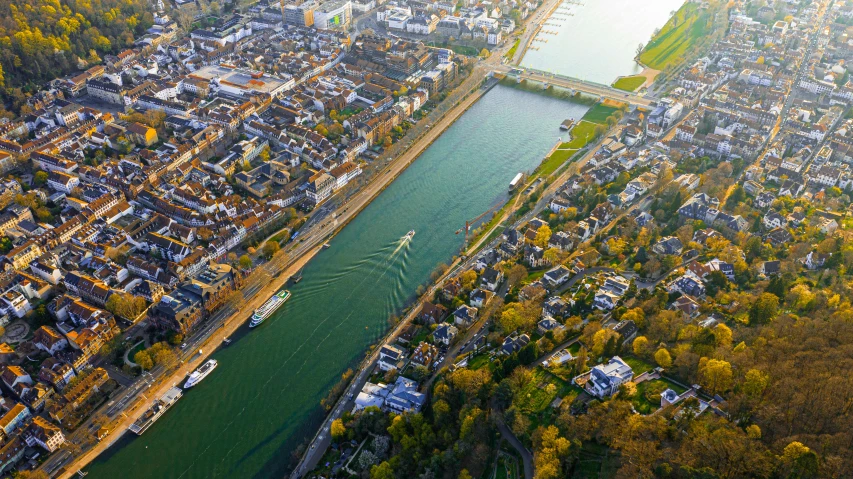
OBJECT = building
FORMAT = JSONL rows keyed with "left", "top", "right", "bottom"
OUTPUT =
{"left": 23, "top": 416, "right": 65, "bottom": 452}
{"left": 378, "top": 345, "right": 403, "bottom": 371}
{"left": 149, "top": 263, "right": 242, "bottom": 334}
{"left": 352, "top": 376, "right": 426, "bottom": 414}
{"left": 313, "top": 0, "right": 352, "bottom": 29}
{"left": 283, "top": 1, "right": 316, "bottom": 27}
{"left": 0, "top": 402, "right": 30, "bottom": 437}
{"left": 584, "top": 356, "right": 633, "bottom": 398}
{"left": 306, "top": 172, "right": 335, "bottom": 204}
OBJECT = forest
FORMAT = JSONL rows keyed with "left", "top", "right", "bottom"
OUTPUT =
{"left": 0, "top": 0, "right": 154, "bottom": 93}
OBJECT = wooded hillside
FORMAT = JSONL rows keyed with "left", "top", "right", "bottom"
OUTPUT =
{"left": 0, "top": 0, "right": 154, "bottom": 89}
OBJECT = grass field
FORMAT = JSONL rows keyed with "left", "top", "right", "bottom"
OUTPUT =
{"left": 582, "top": 104, "right": 620, "bottom": 124}
{"left": 639, "top": 2, "right": 709, "bottom": 70}
{"left": 622, "top": 355, "right": 655, "bottom": 375}
{"left": 612, "top": 75, "right": 646, "bottom": 92}
{"left": 540, "top": 147, "right": 579, "bottom": 176}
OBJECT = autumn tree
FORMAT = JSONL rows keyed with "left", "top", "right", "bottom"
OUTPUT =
{"left": 748, "top": 292, "right": 779, "bottom": 324}
{"left": 654, "top": 348, "right": 672, "bottom": 368}
{"left": 698, "top": 358, "right": 732, "bottom": 395}
{"left": 330, "top": 418, "right": 346, "bottom": 440}
{"left": 534, "top": 225, "right": 552, "bottom": 248}
{"left": 262, "top": 241, "right": 280, "bottom": 258}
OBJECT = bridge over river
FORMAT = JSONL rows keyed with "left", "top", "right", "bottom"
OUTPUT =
{"left": 490, "top": 64, "right": 659, "bottom": 109}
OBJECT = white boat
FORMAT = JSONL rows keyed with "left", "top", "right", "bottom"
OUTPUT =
{"left": 250, "top": 290, "right": 291, "bottom": 328}
{"left": 404, "top": 230, "right": 415, "bottom": 240}
{"left": 184, "top": 359, "right": 218, "bottom": 388}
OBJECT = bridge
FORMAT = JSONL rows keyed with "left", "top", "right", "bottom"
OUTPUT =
{"left": 490, "top": 64, "right": 658, "bottom": 108}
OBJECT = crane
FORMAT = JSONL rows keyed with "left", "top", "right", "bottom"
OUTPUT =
{"left": 456, "top": 204, "right": 502, "bottom": 251}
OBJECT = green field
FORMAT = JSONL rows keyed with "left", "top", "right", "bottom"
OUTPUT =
{"left": 612, "top": 75, "right": 646, "bottom": 92}
{"left": 582, "top": 104, "right": 620, "bottom": 124}
{"left": 622, "top": 355, "right": 655, "bottom": 375}
{"left": 639, "top": 2, "right": 710, "bottom": 70}
{"left": 540, "top": 147, "right": 579, "bottom": 176}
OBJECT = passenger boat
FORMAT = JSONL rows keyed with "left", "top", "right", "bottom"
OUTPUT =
{"left": 184, "top": 359, "right": 217, "bottom": 388}
{"left": 250, "top": 290, "right": 291, "bottom": 328}
{"left": 404, "top": 230, "right": 415, "bottom": 240}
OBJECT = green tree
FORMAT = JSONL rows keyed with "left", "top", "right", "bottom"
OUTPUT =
{"left": 262, "top": 241, "right": 280, "bottom": 258}
{"left": 748, "top": 292, "right": 779, "bottom": 325}
{"left": 33, "top": 170, "right": 48, "bottom": 186}
{"left": 238, "top": 255, "right": 253, "bottom": 270}
{"left": 370, "top": 461, "right": 394, "bottom": 479}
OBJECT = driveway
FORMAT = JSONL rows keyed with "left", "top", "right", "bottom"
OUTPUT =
{"left": 496, "top": 417, "right": 534, "bottom": 479}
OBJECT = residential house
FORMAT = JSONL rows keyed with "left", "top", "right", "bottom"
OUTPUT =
{"left": 584, "top": 356, "right": 633, "bottom": 398}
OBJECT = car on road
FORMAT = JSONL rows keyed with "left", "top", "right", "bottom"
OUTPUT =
{"left": 180, "top": 343, "right": 187, "bottom": 349}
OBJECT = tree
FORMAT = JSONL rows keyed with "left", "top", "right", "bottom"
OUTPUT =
{"left": 238, "top": 255, "right": 253, "bottom": 270}
{"left": 534, "top": 225, "right": 552, "bottom": 248}
{"left": 742, "top": 369, "right": 769, "bottom": 398}
{"left": 262, "top": 241, "right": 280, "bottom": 258}
{"left": 748, "top": 292, "right": 779, "bottom": 324}
{"left": 781, "top": 442, "right": 819, "bottom": 478}
{"left": 479, "top": 48, "right": 490, "bottom": 58}
{"left": 105, "top": 293, "right": 147, "bottom": 320}
{"left": 632, "top": 336, "right": 649, "bottom": 356}
{"left": 461, "top": 270, "right": 478, "bottom": 290}
{"left": 507, "top": 264, "right": 528, "bottom": 288}
{"left": 713, "top": 323, "right": 732, "bottom": 348}
{"left": 33, "top": 170, "right": 48, "bottom": 186}
{"left": 370, "top": 461, "right": 395, "bottom": 479}
{"left": 133, "top": 350, "right": 153, "bottom": 370}
{"left": 330, "top": 418, "right": 345, "bottom": 440}
{"left": 259, "top": 145, "right": 271, "bottom": 162}
{"left": 698, "top": 358, "right": 733, "bottom": 395}
{"left": 654, "top": 348, "right": 672, "bottom": 368}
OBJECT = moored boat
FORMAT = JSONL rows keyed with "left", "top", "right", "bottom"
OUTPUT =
{"left": 184, "top": 359, "right": 217, "bottom": 388}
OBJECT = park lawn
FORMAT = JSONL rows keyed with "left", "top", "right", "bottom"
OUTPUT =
{"left": 612, "top": 75, "right": 646, "bottom": 92}
{"left": 540, "top": 147, "right": 579, "bottom": 176}
{"left": 639, "top": 2, "right": 709, "bottom": 70}
{"left": 563, "top": 120, "right": 597, "bottom": 149}
{"left": 581, "top": 104, "right": 620, "bottom": 125}
{"left": 622, "top": 355, "right": 655, "bottom": 375}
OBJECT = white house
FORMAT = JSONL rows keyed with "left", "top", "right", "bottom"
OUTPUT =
{"left": 584, "top": 356, "right": 633, "bottom": 398}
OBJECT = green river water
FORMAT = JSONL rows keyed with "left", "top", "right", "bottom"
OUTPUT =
{"left": 85, "top": 85, "right": 590, "bottom": 478}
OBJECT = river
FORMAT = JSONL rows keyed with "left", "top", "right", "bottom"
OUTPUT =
{"left": 520, "top": 0, "right": 685, "bottom": 84}
{"left": 85, "top": 85, "right": 590, "bottom": 479}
